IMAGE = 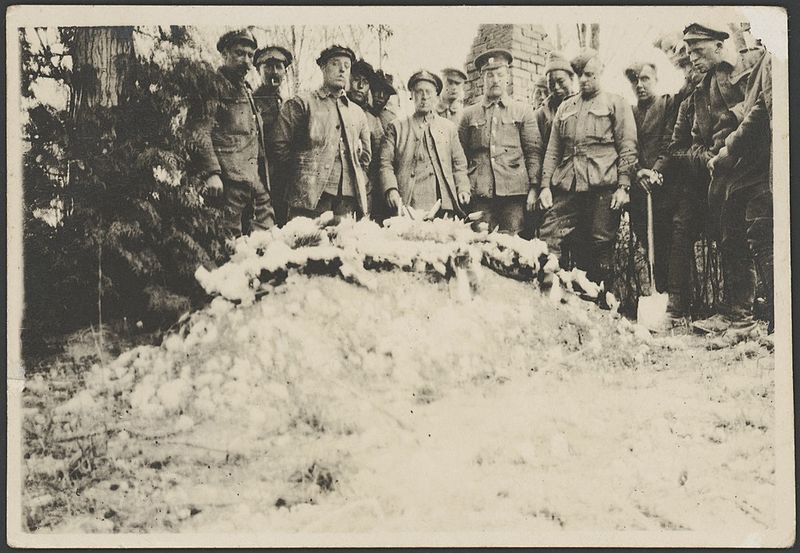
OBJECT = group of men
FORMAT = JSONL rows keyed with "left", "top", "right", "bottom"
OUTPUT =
{"left": 197, "top": 23, "right": 773, "bottom": 341}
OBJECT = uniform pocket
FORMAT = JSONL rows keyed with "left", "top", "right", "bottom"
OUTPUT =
{"left": 468, "top": 118, "right": 488, "bottom": 149}
{"left": 587, "top": 106, "right": 613, "bottom": 141}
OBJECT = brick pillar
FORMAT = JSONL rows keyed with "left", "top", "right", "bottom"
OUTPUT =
{"left": 464, "top": 24, "right": 553, "bottom": 106}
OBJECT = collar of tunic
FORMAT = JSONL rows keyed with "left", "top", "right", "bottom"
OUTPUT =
{"left": 315, "top": 86, "right": 349, "bottom": 105}
{"left": 482, "top": 93, "right": 510, "bottom": 108}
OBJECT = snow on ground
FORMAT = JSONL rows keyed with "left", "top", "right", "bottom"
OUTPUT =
{"left": 21, "top": 218, "right": 775, "bottom": 535}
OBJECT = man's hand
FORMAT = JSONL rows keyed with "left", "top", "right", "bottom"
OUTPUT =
{"left": 458, "top": 191, "right": 471, "bottom": 207}
{"left": 709, "top": 146, "right": 735, "bottom": 176}
{"left": 204, "top": 174, "right": 224, "bottom": 198}
{"left": 636, "top": 168, "right": 653, "bottom": 193}
{"left": 385, "top": 189, "right": 403, "bottom": 214}
{"left": 610, "top": 187, "right": 630, "bottom": 210}
{"left": 525, "top": 188, "right": 538, "bottom": 212}
{"left": 538, "top": 187, "right": 553, "bottom": 210}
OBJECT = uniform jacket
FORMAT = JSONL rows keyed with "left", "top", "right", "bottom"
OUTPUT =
{"left": 689, "top": 48, "right": 762, "bottom": 164}
{"left": 379, "top": 112, "right": 470, "bottom": 212}
{"left": 632, "top": 94, "right": 676, "bottom": 173}
{"left": 273, "top": 87, "right": 371, "bottom": 214}
{"left": 541, "top": 90, "right": 638, "bottom": 192}
{"left": 532, "top": 94, "right": 567, "bottom": 183}
{"left": 721, "top": 50, "right": 772, "bottom": 195}
{"left": 458, "top": 94, "right": 541, "bottom": 197}
{"left": 196, "top": 68, "right": 268, "bottom": 189}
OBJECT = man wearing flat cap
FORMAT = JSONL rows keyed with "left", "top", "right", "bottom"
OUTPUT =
{"left": 195, "top": 28, "right": 274, "bottom": 241}
{"left": 273, "top": 45, "right": 372, "bottom": 219}
{"left": 680, "top": 22, "right": 765, "bottom": 337}
{"left": 380, "top": 70, "right": 470, "bottom": 218}
{"left": 436, "top": 68, "right": 468, "bottom": 126}
{"left": 253, "top": 45, "right": 292, "bottom": 226}
{"left": 538, "top": 48, "right": 638, "bottom": 300}
{"left": 458, "top": 48, "right": 541, "bottom": 234}
{"left": 347, "top": 58, "right": 386, "bottom": 218}
{"left": 370, "top": 69, "right": 399, "bottom": 133}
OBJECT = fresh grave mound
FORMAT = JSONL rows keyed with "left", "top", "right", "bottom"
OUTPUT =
{"left": 23, "top": 214, "right": 686, "bottom": 532}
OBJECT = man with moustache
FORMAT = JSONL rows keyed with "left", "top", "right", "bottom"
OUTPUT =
{"left": 458, "top": 49, "right": 540, "bottom": 234}
{"left": 532, "top": 74, "right": 549, "bottom": 108}
{"left": 347, "top": 58, "right": 386, "bottom": 218}
{"left": 252, "top": 45, "right": 292, "bottom": 226}
{"left": 679, "top": 22, "right": 763, "bottom": 336}
{"left": 380, "top": 70, "right": 470, "bottom": 218}
{"left": 273, "top": 45, "right": 371, "bottom": 219}
{"left": 538, "top": 49, "right": 638, "bottom": 300}
{"left": 436, "top": 67, "right": 468, "bottom": 125}
{"left": 370, "top": 69, "right": 399, "bottom": 133}
{"left": 527, "top": 52, "right": 574, "bottom": 230}
{"left": 196, "top": 29, "right": 274, "bottom": 240}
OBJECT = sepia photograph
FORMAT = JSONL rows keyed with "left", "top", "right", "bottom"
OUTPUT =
{"left": 6, "top": 4, "right": 794, "bottom": 547}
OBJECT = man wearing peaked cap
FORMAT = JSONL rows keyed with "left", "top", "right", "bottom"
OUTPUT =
{"left": 274, "top": 44, "right": 372, "bottom": 220}
{"left": 196, "top": 28, "right": 273, "bottom": 243}
{"left": 346, "top": 58, "right": 386, "bottom": 220}
{"left": 253, "top": 45, "right": 293, "bottom": 226}
{"left": 681, "top": 21, "right": 769, "bottom": 338}
{"left": 528, "top": 51, "right": 575, "bottom": 235}
{"left": 538, "top": 48, "right": 638, "bottom": 300}
{"left": 437, "top": 67, "right": 467, "bottom": 125}
{"left": 380, "top": 69, "right": 470, "bottom": 219}
{"left": 216, "top": 28, "right": 258, "bottom": 53}
{"left": 458, "top": 47, "right": 541, "bottom": 235}
{"left": 370, "top": 69, "right": 398, "bottom": 132}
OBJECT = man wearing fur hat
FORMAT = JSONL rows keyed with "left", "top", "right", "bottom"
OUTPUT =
{"left": 380, "top": 70, "right": 470, "bottom": 218}
{"left": 273, "top": 45, "right": 371, "bottom": 219}
{"left": 436, "top": 68, "right": 468, "bottom": 125}
{"left": 458, "top": 48, "right": 541, "bottom": 234}
{"left": 196, "top": 29, "right": 274, "bottom": 240}
{"left": 538, "top": 49, "right": 638, "bottom": 301}
{"left": 370, "top": 69, "right": 399, "bottom": 133}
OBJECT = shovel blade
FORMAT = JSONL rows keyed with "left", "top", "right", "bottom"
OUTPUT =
{"left": 637, "top": 292, "right": 669, "bottom": 331}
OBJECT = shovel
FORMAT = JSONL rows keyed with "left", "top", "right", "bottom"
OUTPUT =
{"left": 636, "top": 191, "right": 669, "bottom": 330}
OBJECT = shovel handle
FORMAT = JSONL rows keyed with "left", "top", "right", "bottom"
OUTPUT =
{"left": 646, "top": 191, "right": 656, "bottom": 286}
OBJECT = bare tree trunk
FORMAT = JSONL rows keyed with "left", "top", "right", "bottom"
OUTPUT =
{"left": 590, "top": 23, "right": 600, "bottom": 50}
{"left": 556, "top": 24, "right": 563, "bottom": 51}
{"left": 70, "top": 26, "right": 135, "bottom": 117}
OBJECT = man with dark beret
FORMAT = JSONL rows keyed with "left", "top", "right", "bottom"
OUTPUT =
{"left": 458, "top": 48, "right": 541, "bottom": 234}
{"left": 680, "top": 22, "right": 766, "bottom": 337}
{"left": 436, "top": 67, "right": 468, "bottom": 125}
{"left": 380, "top": 70, "right": 470, "bottom": 218}
{"left": 195, "top": 28, "right": 274, "bottom": 241}
{"left": 538, "top": 48, "right": 638, "bottom": 300}
{"left": 273, "top": 45, "right": 372, "bottom": 219}
{"left": 252, "top": 45, "right": 292, "bottom": 226}
{"left": 370, "top": 69, "right": 399, "bottom": 133}
{"left": 346, "top": 58, "right": 386, "bottom": 219}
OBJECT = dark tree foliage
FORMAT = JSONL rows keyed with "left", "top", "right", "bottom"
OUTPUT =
{"left": 21, "top": 27, "right": 228, "bottom": 356}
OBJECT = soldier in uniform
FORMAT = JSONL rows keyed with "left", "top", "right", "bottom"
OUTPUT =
{"left": 532, "top": 74, "right": 549, "bottom": 108}
{"left": 708, "top": 44, "right": 773, "bottom": 337}
{"left": 436, "top": 67, "right": 468, "bottom": 125}
{"left": 527, "top": 52, "right": 575, "bottom": 222}
{"left": 252, "top": 45, "right": 292, "bottom": 226}
{"left": 538, "top": 49, "right": 638, "bottom": 298}
{"left": 458, "top": 49, "right": 541, "bottom": 234}
{"left": 347, "top": 58, "right": 386, "bottom": 219}
{"left": 380, "top": 70, "right": 470, "bottom": 218}
{"left": 196, "top": 29, "right": 274, "bottom": 240}
{"left": 273, "top": 45, "right": 371, "bottom": 220}
{"left": 370, "top": 69, "right": 399, "bottom": 132}
{"left": 678, "top": 23, "right": 764, "bottom": 336}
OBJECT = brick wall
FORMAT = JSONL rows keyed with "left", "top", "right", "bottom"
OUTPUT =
{"left": 464, "top": 24, "right": 553, "bottom": 106}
